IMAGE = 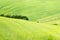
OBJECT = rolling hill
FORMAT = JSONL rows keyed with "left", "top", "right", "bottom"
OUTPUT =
{"left": 37, "top": 14, "right": 60, "bottom": 23}
{"left": 0, "top": 0, "right": 60, "bottom": 40}
{"left": 0, "top": 17, "right": 60, "bottom": 40}
{"left": 0, "top": 0, "right": 60, "bottom": 21}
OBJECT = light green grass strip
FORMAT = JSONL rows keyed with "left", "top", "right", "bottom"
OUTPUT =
{"left": 37, "top": 14, "right": 60, "bottom": 23}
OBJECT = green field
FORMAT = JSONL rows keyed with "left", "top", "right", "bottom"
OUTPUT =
{"left": 0, "top": 17, "right": 60, "bottom": 40}
{"left": 0, "top": 0, "right": 60, "bottom": 21}
{"left": 0, "top": 0, "right": 60, "bottom": 40}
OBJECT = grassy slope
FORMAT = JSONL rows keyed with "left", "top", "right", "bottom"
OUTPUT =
{"left": 38, "top": 14, "right": 60, "bottom": 23}
{"left": 37, "top": 14, "right": 60, "bottom": 26}
{"left": 0, "top": 0, "right": 60, "bottom": 40}
{"left": 44, "top": 20, "right": 60, "bottom": 26}
{"left": 0, "top": 0, "right": 60, "bottom": 21}
{"left": 0, "top": 17, "right": 60, "bottom": 40}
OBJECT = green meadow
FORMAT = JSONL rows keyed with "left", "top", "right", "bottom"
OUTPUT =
{"left": 0, "top": 0, "right": 60, "bottom": 40}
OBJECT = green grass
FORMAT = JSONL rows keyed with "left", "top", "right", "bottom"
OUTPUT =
{"left": 0, "top": 17, "right": 60, "bottom": 40}
{"left": 0, "top": 0, "right": 60, "bottom": 40}
{"left": 37, "top": 14, "right": 60, "bottom": 26}
{"left": 44, "top": 20, "right": 60, "bottom": 26}
{"left": 37, "top": 14, "right": 60, "bottom": 23}
{"left": 0, "top": 0, "right": 60, "bottom": 21}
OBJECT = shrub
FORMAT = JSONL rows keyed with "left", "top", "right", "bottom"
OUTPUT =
{"left": 0, "top": 14, "right": 29, "bottom": 20}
